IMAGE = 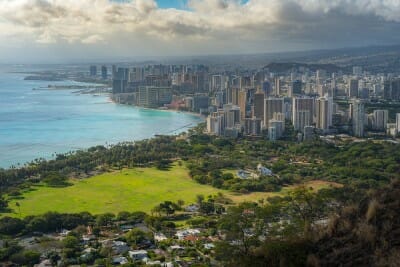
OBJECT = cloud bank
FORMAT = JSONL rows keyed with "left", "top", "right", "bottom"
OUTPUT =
{"left": 0, "top": 0, "right": 399, "bottom": 61}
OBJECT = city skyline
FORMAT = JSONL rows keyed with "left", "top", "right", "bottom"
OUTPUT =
{"left": 1, "top": 0, "right": 400, "bottom": 63}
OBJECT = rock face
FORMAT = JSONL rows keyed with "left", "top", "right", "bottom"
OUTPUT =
{"left": 310, "top": 180, "right": 400, "bottom": 267}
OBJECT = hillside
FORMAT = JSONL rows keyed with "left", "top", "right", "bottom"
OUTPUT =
{"left": 310, "top": 180, "right": 400, "bottom": 266}
{"left": 263, "top": 62, "right": 345, "bottom": 74}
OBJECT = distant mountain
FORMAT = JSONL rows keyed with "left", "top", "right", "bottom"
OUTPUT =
{"left": 263, "top": 62, "right": 346, "bottom": 74}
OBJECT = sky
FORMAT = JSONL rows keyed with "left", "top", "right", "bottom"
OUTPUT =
{"left": 0, "top": 0, "right": 400, "bottom": 63}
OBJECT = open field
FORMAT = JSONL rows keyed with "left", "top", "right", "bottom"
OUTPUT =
{"left": 4, "top": 164, "right": 342, "bottom": 217}
{"left": 228, "top": 180, "right": 342, "bottom": 203}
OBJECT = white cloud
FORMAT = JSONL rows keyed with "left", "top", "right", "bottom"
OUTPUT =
{"left": 0, "top": 0, "right": 399, "bottom": 61}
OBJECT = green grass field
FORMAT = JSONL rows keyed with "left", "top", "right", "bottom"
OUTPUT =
{"left": 4, "top": 163, "right": 342, "bottom": 217}
{"left": 5, "top": 164, "right": 225, "bottom": 217}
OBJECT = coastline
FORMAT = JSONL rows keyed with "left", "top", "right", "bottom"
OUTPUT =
{"left": 108, "top": 95, "right": 207, "bottom": 120}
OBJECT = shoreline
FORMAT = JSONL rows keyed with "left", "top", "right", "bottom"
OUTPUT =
{"left": 108, "top": 95, "right": 207, "bottom": 120}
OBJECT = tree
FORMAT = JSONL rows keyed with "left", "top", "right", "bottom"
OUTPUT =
{"left": 125, "top": 228, "right": 150, "bottom": 246}
{"left": 158, "top": 201, "right": 179, "bottom": 216}
{"left": 196, "top": 194, "right": 205, "bottom": 205}
{"left": 0, "top": 217, "right": 25, "bottom": 235}
{"left": 62, "top": 235, "right": 80, "bottom": 249}
{"left": 199, "top": 201, "right": 215, "bottom": 215}
{"left": 216, "top": 203, "right": 263, "bottom": 265}
{"left": 0, "top": 196, "right": 8, "bottom": 211}
{"left": 95, "top": 213, "right": 114, "bottom": 227}
{"left": 286, "top": 186, "right": 326, "bottom": 234}
{"left": 42, "top": 171, "right": 69, "bottom": 187}
{"left": 10, "top": 250, "right": 41, "bottom": 266}
{"left": 177, "top": 199, "right": 185, "bottom": 208}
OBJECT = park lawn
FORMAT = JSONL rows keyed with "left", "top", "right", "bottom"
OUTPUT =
{"left": 5, "top": 164, "right": 225, "bottom": 217}
{"left": 4, "top": 163, "right": 342, "bottom": 217}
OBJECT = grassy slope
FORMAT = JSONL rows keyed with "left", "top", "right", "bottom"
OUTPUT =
{"left": 4, "top": 164, "right": 341, "bottom": 217}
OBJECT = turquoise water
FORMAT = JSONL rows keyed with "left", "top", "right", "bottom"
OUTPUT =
{"left": 0, "top": 68, "right": 202, "bottom": 168}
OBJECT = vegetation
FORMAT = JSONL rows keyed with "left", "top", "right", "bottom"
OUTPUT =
{"left": 0, "top": 127, "right": 399, "bottom": 266}
{"left": 3, "top": 164, "right": 225, "bottom": 217}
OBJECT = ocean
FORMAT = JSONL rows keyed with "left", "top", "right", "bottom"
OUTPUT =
{"left": 0, "top": 67, "right": 203, "bottom": 168}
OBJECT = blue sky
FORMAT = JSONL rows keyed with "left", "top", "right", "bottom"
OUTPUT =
{"left": 155, "top": 0, "right": 249, "bottom": 9}
{"left": 156, "top": 0, "right": 187, "bottom": 9}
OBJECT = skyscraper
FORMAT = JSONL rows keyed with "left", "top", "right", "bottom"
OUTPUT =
{"left": 292, "top": 97, "right": 314, "bottom": 132}
{"left": 238, "top": 90, "right": 247, "bottom": 121}
{"left": 274, "top": 78, "right": 281, "bottom": 96}
{"left": 264, "top": 97, "right": 284, "bottom": 129}
{"left": 129, "top": 67, "right": 145, "bottom": 82}
{"left": 348, "top": 78, "right": 359, "bottom": 98}
{"left": 210, "top": 75, "right": 226, "bottom": 92}
{"left": 372, "top": 110, "right": 389, "bottom": 130}
{"left": 397, "top": 113, "right": 400, "bottom": 133}
{"left": 315, "top": 96, "right": 333, "bottom": 132}
{"left": 289, "top": 80, "right": 302, "bottom": 97}
{"left": 101, "top": 65, "right": 107, "bottom": 80}
{"left": 90, "top": 65, "right": 97, "bottom": 76}
{"left": 226, "top": 87, "right": 240, "bottom": 105}
{"left": 253, "top": 90, "right": 265, "bottom": 120}
{"left": 268, "top": 120, "right": 284, "bottom": 140}
{"left": 352, "top": 100, "right": 365, "bottom": 137}
{"left": 244, "top": 117, "right": 262, "bottom": 136}
{"left": 262, "top": 80, "right": 272, "bottom": 96}
{"left": 112, "top": 67, "right": 129, "bottom": 94}
{"left": 384, "top": 79, "right": 400, "bottom": 100}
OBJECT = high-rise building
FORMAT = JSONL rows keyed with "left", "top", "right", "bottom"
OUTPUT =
{"left": 112, "top": 65, "right": 117, "bottom": 76}
{"left": 90, "top": 65, "right": 97, "bottom": 76}
{"left": 289, "top": 80, "right": 302, "bottom": 97}
{"left": 192, "top": 95, "right": 209, "bottom": 112}
{"left": 268, "top": 120, "right": 284, "bottom": 140}
{"left": 315, "top": 96, "right": 333, "bottom": 132}
{"left": 262, "top": 80, "right": 272, "bottom": 96}
{"left": 129, "top": 67, "right": 145, "bottom": 82}
{"left": 384, "top": 79, "right": 400, "bottom": 100}
{"left": 292, "top": 97, "right": 314, "bottom": 132}
{"left": 274, "top": 78, "right": 281, "bottom": 96}
{"left": 207, "top": 104, "right": 241, "bottom": 136}
{"left": 238, "top": 90, "right": 247, "bottom": 121}
{"left": 397, "top": 113, "right": 400, "bottom": 133}
{"left": 112, "top": 67, "right": 129, "bottom": 94}
{"left": 348, "top": 78, "right": 359, "bottom": 98}
{"left": 244, "top": 117, "right": 262, "bottom": 136}
{"left": 351, "top": 99, "right": 365, "bottom": 137}
{"left": 207, "top": 113, "right": 224, "bottom": 136}
{"left": 221, "top": 104, "right": 241, "bottom": 129}
{"left": 386, "top": 123, "right": 398, "bottom": 137}
{"left": 226, "top": 87, "right": 240, "bottom": 105}
{"left": 138, "top": 86, "right": 172, "bottom": 108}
{"left": 210, "top": 75, "right": 226, "bottom": 92}
{"left": 101, "top": 66, "right": 107, "bottom": 80}
{"left": 372, "top": 110, "right": 389, "bottom": 130}
{"left": 360, "top": 88, "right": 369, "bottom": 99}
{"left": 264, "top": 97, "right": 284, "bottom": 129}
{"left": 253, "top": 90, "right": 265, "bottom": 120}
{"left": 240, "top": 76, "right": 252, "bottom": 89}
